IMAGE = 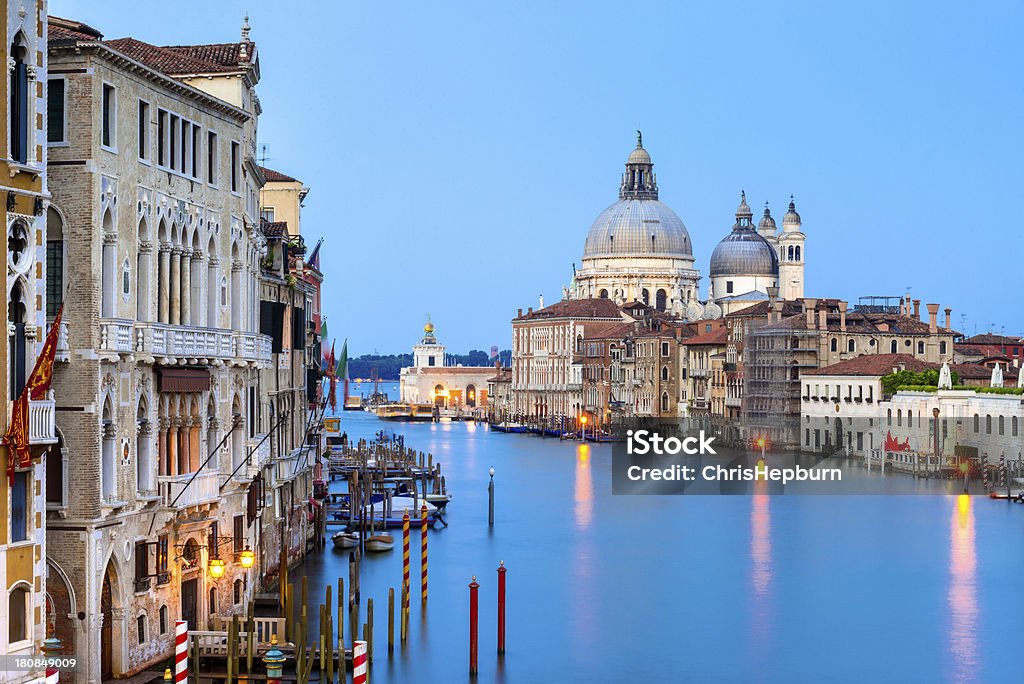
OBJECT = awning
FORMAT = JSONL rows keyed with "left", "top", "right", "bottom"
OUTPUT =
{"left": 157, "top": 368, "right": 211, "bottom": 393}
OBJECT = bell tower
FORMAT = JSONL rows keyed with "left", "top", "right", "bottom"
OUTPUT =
{"left": 413, "top": 317, "right": 446, "bottom": 368}
{"left": 778, "top": 196, "right": 806, "bottom": 300}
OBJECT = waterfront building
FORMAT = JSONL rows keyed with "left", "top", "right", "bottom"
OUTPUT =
{"left": 570, "top": 135, "right": 701, "bottom": 315}
{"left": 1, "top": 2, "right": 56, "bottom": 682}
{"left": 399, "top": 320, "right": 496, "bottom": 411}
{"left": 485, "top": 363, "right": 512, "bottom": 422}
{"left": 741, "top": 292, "right": 958, "bottom": 447}
{"left": 954, "top": 333, "right": 1023, "bottom": 368}
{"left": 511, "top": 298, "right": 623, "bottom": 421}
{"left": 683, "top": 326, "right": 728, "bottom": 418}
{"left": 45, "top": 16, "right": 272, "bottom": 680}
{"left": 256, "top": 165, "right": 320, "bottom": 591}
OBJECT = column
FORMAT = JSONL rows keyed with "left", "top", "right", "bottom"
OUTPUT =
{"left": 207, "top": 418, "right": 220, "bottom": 472}
{"left": 180, "top": 249, "right": 192, "bottom": 327}
{"left": 176, "top": 420, "right": 188, "bottom": 474}
{"left": 158, "top": 243, "right": 171, "bottom": 324}
{"left": 189, "top": 417, "right": 201, "bottom": 472}
{"left": 137, "top": 419, "right": 153, "bottom": 492}
{"left": 230, "top": 261, "right": 242, "bottom": 330}
{"left": 191, "top": 250, "right": 204, "bottom": 327}
{"left": 157, "top": 418, "right": 169, "bottom": 476}
{"left": 167, "top": 418, "right": 178, "bottom": 476}
{"left": 169, "top": 246, "right": 181, "bottom": 325}
{"left": 137, "top": 241, "right": 153, "bottom": 322}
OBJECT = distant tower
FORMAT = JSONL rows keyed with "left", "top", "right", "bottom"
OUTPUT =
{"left": 413, "top": 317, "right": 446, "bottom": 369}
{"left": 777, "top": 196, "right": 805, "bottom": 300}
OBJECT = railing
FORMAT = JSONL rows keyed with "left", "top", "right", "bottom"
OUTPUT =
{"left": 210, "top": 616, "right": 285, "bottom": 644}
{"left": 132, "top": 322, "right": 272, "bottom": 364}
{"left": 28, "top": 393, "right": 57, "bottom": 445}
{"left": 99, "top": 318, "right": 134, "bottom": 353}
{"left": 690, "top": 368, "right": 710, "bottom": 378}
{"left": 158, "top": 472, "right": 219, "bottom": 509}
{"left": 725, "top": 396, "right": 742, "bottom": 408}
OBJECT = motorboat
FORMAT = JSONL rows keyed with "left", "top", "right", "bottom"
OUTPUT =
{"left": 364, "top": 534, "right": 395, "bottom": 552}
{"left": 331, "top": 531, "right": 360, "bottom": 549}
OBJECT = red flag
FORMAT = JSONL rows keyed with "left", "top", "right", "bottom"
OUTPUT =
{"left": 5, "top": 306, "right": 63, "bottom": 484}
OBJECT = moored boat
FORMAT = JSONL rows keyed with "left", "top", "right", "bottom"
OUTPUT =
{"left": 331, "top": 531, "right": 360, "bottom": 549}
{"left": 492, "top": 422, "right": 528, "bottom": 433}
{"left": 365, "top": 534, "right": 395, "bottom": 552}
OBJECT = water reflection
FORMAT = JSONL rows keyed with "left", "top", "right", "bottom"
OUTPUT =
{"left": 948, "top": 495, "right": 977, "bottom": 682}
{"left": 574, "top": 444, "right": 593, "bottom": 530}
{"left": 750, "top": 480, "right": 772, "bottom": 661}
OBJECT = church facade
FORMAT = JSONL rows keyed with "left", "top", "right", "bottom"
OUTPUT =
{"left": 569, "top": 134, "right": 807, "bottom": 318}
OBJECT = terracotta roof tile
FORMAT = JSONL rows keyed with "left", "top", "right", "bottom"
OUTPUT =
{"left": 950, "top": 363, "right": 996, "bottom": 380}
{"left": 685, "top": 327, "right": 728, "bottom": 346}
{"left": 514, "top": 298, "right": 622, "bottom": 321}
{"left": 262, "top": 221, "right": 288, "bottom": 237}
{"left": 961, "top": 333, "right": 1023, "bottom": 345}
{"left": 807, "top": 353, "right": 937, "bottom": 376}
{"left": 258, "top": 166, "right": 298, "bottom": 183}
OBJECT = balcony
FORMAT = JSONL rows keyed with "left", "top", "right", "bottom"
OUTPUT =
{"left": 690, "top": 368, "right": 709, "bottom": 378}
{"left": 28, "top": 392, "right": 57, "bottom": 445}
{"left": 55, "top": 321, "right": 70, "bottom": 363}
{"left": 725, "top": 396, "right": 742, "bottom": 408}
{"left": 240, "top": 433, "right": 270, "bottom": 480}
{"left": 158, "top": 471, "right": 219, "bottom": 509}
{"left": 131, "top": 322, "right": 273, "bottom": 366}
{"left": 99, "top": 318, "right": 134, "bottom": 354}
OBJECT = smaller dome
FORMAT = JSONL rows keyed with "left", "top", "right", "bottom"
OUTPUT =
{"left": 783, "top": 196, "right": 801, "bottom": 230}
{"left": 758, "top": 205, "right": 776, "bottom": 232}
{"left": 628, "top": 145, "right": 651, "bottom": 165}
{"left": 710, "top": 223, "right": 779, "bottom": 278}
{"left": 424, "top": 321, "right": 435, "bottom": 334}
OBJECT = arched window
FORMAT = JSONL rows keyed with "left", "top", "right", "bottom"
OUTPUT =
{"left": 661, "top": 366, "right": 669, "bottom": 381}
{"left": 101, "top": 209, "right": 116, "bottom": 317}
{"left": 101, "top": 398, "right": 116, "bottom": 501}
{"left": 890, "top": 340, "right": 898, "bottom": 354}
{"left": 233, "top": 579, "right": 243, "bottom": 605}
{"left": 122, "top": 258, "right": 131, "bottom": 298}
{"left": 208, "top": 587, "right": 217, "bottom": 617}
{"left": 907, "top": 410, "right": 913, "bottom": 427}
{"left": 465, "top": 384, "right": 477, "bottom": 408}
{"left": 998, "top": 415, "right": 1005, "bottom": 435}
{"left": 655, "top": 289, "right": 667, "bottom": 312}
{"left": 985, "top": 415, "right": 992, "bottom": 434}
{"left": 159, "top": 605, "right": 168, "bottom": 634}
{"left": 787, "top": 245, "right": 794, "bottom": 260}
{"left": 598, "top": 289, "right": 608, "bottom": 299}
{"left": 136, "top": 218, "right": 151, "bottom": 320}
{"left": 794, "top": 245, "right": 801, "bottom": 261}
{"left": 1013, "top": 416, "right": 1019, "bottom": 437}
{"left": 660, "top": 392, "right": 669, "bottom": 412}
{"left": 897, "top": 410, "right": 902, "bottom": 427}
{"left": 137, "top": 614, "right": 147, "bottom": 645}
{"left": 848, "top": 339, "right": 856, "bottom": 353}
{"left": 10, "top": 35, "right": 29, "bottom": 164}
{"left": 9, "top": 584, "right": 29, "bottom": 643}
{"left": 641, "top": 288, "right": 650, "bottom": 305}
{"left": 973, "top": 414, "right": 979, "bottom": 433}
{"left": 46, "top": 208, "right": 66, "bottom": 317}
{"left": 8, "top": 278, "right": 28, "bottom": 397}
{"left": 830, "top": 338, "right": 838, "bottom": 352}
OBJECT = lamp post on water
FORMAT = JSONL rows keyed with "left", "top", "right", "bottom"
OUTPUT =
{"left": 488, "top": 466, "right": 495, "bottom": 526}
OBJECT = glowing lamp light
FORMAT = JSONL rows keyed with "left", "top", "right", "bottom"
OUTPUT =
{"left": 239, "top": 545, "right": 256, "bottom": 569}
{"left": 580, "top": 415, "right": 588, "bottom": 425}
{"left": 756, "top": 436, "right": 766, "bottom": 449}
{"left": 208, "top": 556, "right": 226, "bottom": 579}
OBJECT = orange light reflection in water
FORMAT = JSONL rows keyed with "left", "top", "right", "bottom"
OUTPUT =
{"left": 574, "top": 444, "right": 593, "bottom": 530}
{"left": 948, "top": 494, "right": 977, "bottom": 683}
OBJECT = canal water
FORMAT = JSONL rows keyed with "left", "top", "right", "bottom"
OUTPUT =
{"left": 293, "top": 391, "right": 1021, "bottom": 682}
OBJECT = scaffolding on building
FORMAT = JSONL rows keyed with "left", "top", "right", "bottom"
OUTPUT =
{"left": 741, "top": 317, "right": 819, "bottom": 448}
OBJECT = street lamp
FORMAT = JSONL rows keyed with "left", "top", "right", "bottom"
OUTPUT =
{"left": 208, "top": 555, "right": 226, "bottom": 579}
{"left": 239, "top": 545, "right": 256, "bottom": 569}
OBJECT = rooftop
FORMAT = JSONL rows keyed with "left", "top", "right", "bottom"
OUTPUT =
{"left": 514, "top": 298, "right": 623, "bottom": 322}
{"left": 259, "top": 165, "right": 300, "bottom": 183}
{"left": 807, "top": 354, "right": 937, "bottom": 376}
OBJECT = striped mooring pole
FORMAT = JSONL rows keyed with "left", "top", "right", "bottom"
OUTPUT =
{"left": 402, "top": 513, "right": 411, "bottom": 616}
{"left": 982, "top": 452, "right": 989, "bottom": 491}
{"left": 353, "top": 640, "right": 368, "bottom": 684}
{"left": 44, "top": 667, "right": 59, "bottom": 684}
{"left": 420, "top": 504, "right": 428, "bottom": 603}
{"left": 174, "top": 621, "right": 189, "bottom": 684}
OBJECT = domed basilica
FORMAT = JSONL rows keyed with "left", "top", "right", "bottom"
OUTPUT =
{"left": 569, "top": 134, "right": 805, "bottom": 319}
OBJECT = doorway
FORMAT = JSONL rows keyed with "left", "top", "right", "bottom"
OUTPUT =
{"left": 181, "top": 578, "right": 198, "bottom": 630}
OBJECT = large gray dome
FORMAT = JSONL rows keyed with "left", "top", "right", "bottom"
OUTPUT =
{"left": 582, "top": 137, "right": 693, "bottom": 259}
{"left": 583, "top": 199, "right": 693, "bottom": 258}
{"left": 710, "top": 228, "right": 778, "bottom": 276}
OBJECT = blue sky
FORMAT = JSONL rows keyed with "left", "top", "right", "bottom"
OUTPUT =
{"left": 54, "top": 1, "right": 1024, "bottom": 354}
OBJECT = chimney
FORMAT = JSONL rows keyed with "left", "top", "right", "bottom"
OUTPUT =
{"left": 838, "top": 300, "right": 848, "bottom": 332}
{"left": 527, "top": 306, "right": 533, "bottom": 315}
{"left": 803, "top": 298, "right": 818, "bottom": 329}
{"left": 905, "top": 294, "right": 912, "bottom": 316}
{"left": 818, "top": 306, "right": 827, "bottom": 331}
{"left": 912, "top": 299, "right": 921, "bottom": 320}
{"left": 926, "top": 303, "right": 939, "bottom": 333}
{"left": 766, "top": 286, "right": 780, "bottom": 322}
{"left": 539, "top": 294, "right": 544, "bottom": 309}
{"left": 944, "top": 307, "right": 952, "bottom": 330}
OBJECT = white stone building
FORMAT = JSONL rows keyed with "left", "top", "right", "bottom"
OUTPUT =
{"left": 45, "top": 17, "right": 272, "bottom": 681}
{"left": 399, "top": 321, "right": 494, "bottom": 410}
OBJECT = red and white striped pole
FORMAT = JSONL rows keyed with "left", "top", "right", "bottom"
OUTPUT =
{"left": 44, "top": 667, "right": 59, "bottom": 684}
{"left": 174, "top": 621, "right": 189, "bottom": 684}
{"left": 352, "top": 640, "right": 368, "bottom": 684}
{"left": 497, "top": 560, "right": 507, "bottom": 654}
{"left": 420, "top": 504, "right": 428, "bottom": 604}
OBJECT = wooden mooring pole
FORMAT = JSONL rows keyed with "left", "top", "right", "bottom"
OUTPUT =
{"left": 388, "top": 588, "right": 395, "bottom": 653}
